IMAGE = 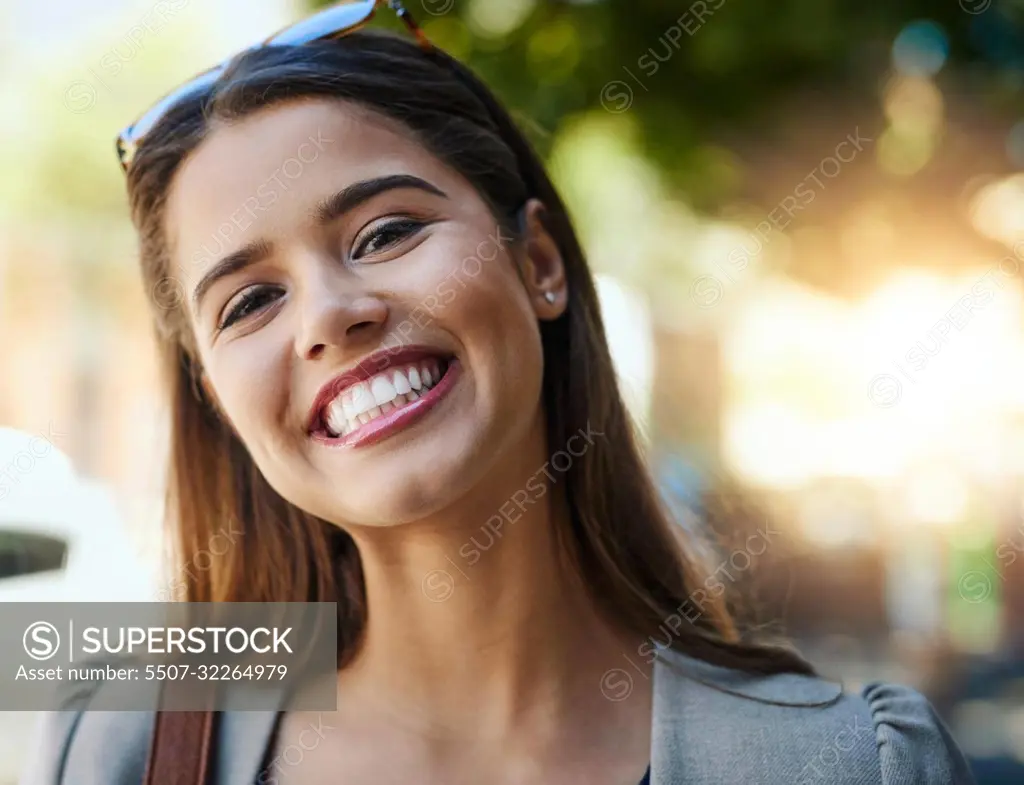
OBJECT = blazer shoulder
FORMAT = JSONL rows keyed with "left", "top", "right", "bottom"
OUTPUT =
{"left": 861, "top": 681, "right": 976, "bottom": 785}
{"left": 652, "top": 649, "right": 976, "bottom": 784}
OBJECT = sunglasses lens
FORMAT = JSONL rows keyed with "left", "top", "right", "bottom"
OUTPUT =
{"left": 265, "top": 0, "right": 377, "bottom": 46}
{"left": 124, "top": 65, "right": 225, "bottom": 145}
{"left": 119, "top": 1, "right": 393, "bottom": 169}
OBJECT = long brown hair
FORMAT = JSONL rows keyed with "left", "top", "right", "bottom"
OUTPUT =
{"left": 126, "top": 30, "right": 813, "bottom": 676}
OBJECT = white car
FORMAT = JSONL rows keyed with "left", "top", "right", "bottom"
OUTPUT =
{"left": 0, "top": 427, "right": 154, "bottom": 783}
{"left": 0, "top": 427, "right": 152, "bottom": 603}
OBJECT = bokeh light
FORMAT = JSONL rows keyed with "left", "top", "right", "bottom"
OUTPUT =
{"left": 892, "top": 20, "right": 949, "bottom": 78}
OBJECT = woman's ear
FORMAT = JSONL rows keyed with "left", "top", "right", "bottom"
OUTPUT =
{"left": 518, "top": 198, "right": 567, "bottom": 320}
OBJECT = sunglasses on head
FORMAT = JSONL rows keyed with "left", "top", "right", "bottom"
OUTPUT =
{"left": 115, "top": 0, "right": 431, "bottom": 173}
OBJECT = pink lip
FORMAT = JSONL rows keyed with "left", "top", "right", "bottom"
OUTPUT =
{"left": 311, "top": 358, "right": 461, "bottom": 449}
{"left": 307, "top": 345, "right": 452, "bottom": 432}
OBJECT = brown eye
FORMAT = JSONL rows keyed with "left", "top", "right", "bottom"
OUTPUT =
{"left": 353, "top": 218, "right": 424, "bottom": 258}
{"left": 219, "top": 285, "right": 283, "bottom": 330}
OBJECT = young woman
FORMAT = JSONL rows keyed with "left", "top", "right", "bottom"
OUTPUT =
{"left": 23, "top": 2, "right": 976, "bottom": 783}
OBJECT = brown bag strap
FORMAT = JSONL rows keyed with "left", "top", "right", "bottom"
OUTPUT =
{"left": 144, "top": 710, "right": 217, "bottom": 785}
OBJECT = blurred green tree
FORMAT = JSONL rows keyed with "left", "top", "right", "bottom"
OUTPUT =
{"left": 309, "top": 0, "right": 991, "bottom": 210}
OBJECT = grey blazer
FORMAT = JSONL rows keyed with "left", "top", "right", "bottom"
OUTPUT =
{"left": 20, "top": 647, "right": 977, "bottom": 785}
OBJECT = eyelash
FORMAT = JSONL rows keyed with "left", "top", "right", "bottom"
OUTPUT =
{"left": 353, "top": 216, "right": 425, "bottom": 258}
{"left": 219, "top": 285, "right": 283, "bottom": 330}
{"left": 216, "top": 218, "right": 426, "bottom": 331}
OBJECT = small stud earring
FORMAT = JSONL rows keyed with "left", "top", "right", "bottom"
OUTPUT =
{"left": 544, "top": 291, "right": 556, "bottom": 304}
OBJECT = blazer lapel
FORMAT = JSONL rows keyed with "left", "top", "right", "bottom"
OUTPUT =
{"left": 214, "top": 677, "right": 338, "bottom": 785}
{"left": 216, "top": 709, "right": 281, "bottom": 785}
{"left": 650, "top": 650, "right": 693, "bottom": 785}
{"left": 214, "top": 682, "right": 289, "bottom": 785}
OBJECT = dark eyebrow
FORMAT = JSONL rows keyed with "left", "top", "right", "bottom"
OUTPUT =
{"left": 191, "top": 238, "right": 273, "bottom": 311}
{"left": 190, "top": 176, "right": 446, "bottom": 311}
{"left": 313, "top": 174, "right": 448, "bottom": 225}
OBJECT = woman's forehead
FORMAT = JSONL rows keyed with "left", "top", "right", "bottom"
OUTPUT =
{"left": 163, "top": 99, "right": 459, "bottom": 276}
{"left": 172, "top": 100, "right": 427, "bottom": 207}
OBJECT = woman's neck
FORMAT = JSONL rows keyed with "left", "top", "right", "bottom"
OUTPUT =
{"left": 338, "top": 420, "right": 652, "bottom": 743}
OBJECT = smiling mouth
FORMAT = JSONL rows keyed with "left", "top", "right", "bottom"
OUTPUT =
{"left": 311, "top": 355, "right": 456, "bottom": 444}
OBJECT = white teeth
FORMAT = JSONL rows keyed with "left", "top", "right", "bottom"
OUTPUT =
{"left": 320, "top": 359, "right": 450, "bottom": 438}
{"left": 408, "top": 367, "right": 423, "bottom": 391}
{"left": 393, "top": 370, "right": 412, "bottom": 395}
{"left": 370, "top": 376, "right": 397, "bottom": 406}
{"left": 341, "top": 397, "right": 356, "bottom": 420}
{"left": 326, "top": 400, "right": 348, "bottom": 436}
{"left": 351, "top": 383, "right": 376, "bottom": 416}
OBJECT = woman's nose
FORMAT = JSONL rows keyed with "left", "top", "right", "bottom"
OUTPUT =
{"left": 294, "top": 280, "right": 389, "bottom": 362}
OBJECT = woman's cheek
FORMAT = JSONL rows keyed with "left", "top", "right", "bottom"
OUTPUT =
{"left": 412, "top": 237, "right": 491, "bottom": 317}
{"left": 206, "top": 339, "right": 288, "bottom": 439}
{"left": 436, "top": 276, "right": 460, "bottom": 309}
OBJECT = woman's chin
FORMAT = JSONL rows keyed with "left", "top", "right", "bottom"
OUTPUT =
{"left": 313, "top": 460, "right": 482, "bottom": 529}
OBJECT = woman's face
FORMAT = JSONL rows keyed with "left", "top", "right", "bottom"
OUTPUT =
{"left": 164, "top": 99, "right": 564, "bottom": 527}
